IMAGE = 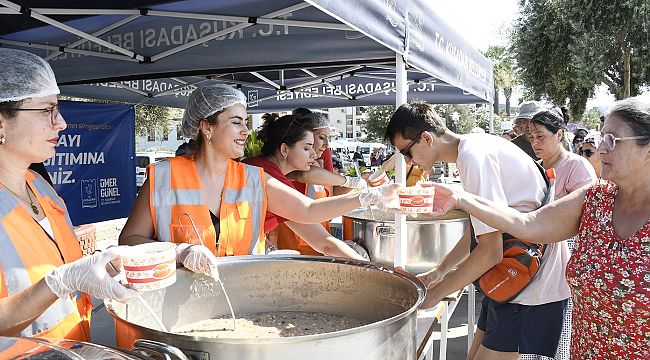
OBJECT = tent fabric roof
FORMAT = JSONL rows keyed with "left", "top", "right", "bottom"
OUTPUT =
{"left": 0, "top": 0, "right": 494, "bottom": 110}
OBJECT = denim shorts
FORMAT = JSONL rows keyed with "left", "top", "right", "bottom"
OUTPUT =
{"left": 477, "top": 297, "right": 568, "bottom": 357}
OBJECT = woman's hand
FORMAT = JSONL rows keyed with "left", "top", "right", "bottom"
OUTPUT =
{"left": 419, "top": 183, "right": 461, "bottom": 216}
{"left": 44, "top": 247, "right": 139, "bottom": 303}
{"left": 175, "top": 243, "right": 220, "bottom": 278}
{"left": 359, "top": 183, "right": 400, "bottom": 210}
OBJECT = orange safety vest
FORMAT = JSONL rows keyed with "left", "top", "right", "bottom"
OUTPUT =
{"left": 149, "top": 155, "right": 267, "bottom": 256}
{"left": 0, "top": 171, "right": 92, "bottom": 341}
{"left": 276, "top": 183, "right": 330, "bottom": 255}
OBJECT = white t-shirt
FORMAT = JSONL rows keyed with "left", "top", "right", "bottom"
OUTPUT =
{"left": 457, "top": 134, "right": 570, "bottom": 305}
{"left": 38, "top": 217, "right": 55, "bottom": 239}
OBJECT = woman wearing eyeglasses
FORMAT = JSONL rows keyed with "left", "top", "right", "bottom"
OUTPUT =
{"left": 120, "top": 84, "right": 395, "bottom": 271}
{"left": 0, "top": 49, "right": 137, "bottom": 339}
{"left": 243, "top": 114, "right": 365, "bottom": 259}
{"left": 428, "top": 96, "right": 650, "bottom": 359}
{"left": 579, "top": 134, "right": 602, "bottom": 177}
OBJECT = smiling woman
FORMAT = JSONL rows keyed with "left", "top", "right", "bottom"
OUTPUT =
{"left": 119, "top": 84, "right": 397, "bottom": 269}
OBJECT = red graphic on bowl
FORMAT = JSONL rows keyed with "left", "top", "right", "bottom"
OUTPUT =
{"left": 121, "top": 242, "right": 177, "bottom": 291}
{"left": 399, "top": 186, "right": 435, "bottom": 213}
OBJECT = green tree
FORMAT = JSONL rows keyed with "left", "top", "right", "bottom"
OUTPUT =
{"left": 434, "top": 104, "right": 488, "bottom": 134}
{"left": 580, "top": 107, "right": 603, "bottom": 131}
{"left": 135, "top": 104, "right": 171, "bottom": 137}
{"left": 512, "top": 0, "right": 650, "bottom": 119}
{"left": 363, "top": 105, "right": 395, "bottom": 141}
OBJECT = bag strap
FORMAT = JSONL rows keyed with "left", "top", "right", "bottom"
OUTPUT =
{"left": 470, "top": 159, "right": 553, "bottom": 252}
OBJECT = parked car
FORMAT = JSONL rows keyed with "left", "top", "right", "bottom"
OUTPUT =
{"left": 135, "top": 151, "right": 174, "bottom": 188}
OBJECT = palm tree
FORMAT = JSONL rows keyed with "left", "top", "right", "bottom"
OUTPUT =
{"left": 484, "top": 45, "right": 518, "bottom": 116}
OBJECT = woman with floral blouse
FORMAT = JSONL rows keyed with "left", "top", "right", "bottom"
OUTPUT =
{"left": 427, "top": 96, "right": 650, "bottom": 360}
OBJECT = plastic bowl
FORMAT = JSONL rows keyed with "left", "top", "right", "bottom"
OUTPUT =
{"left": 121, "top": 242, "right": 177, "bottom": 291}
{"left": 398, "top": 185, "right": 435, "bottom": 214}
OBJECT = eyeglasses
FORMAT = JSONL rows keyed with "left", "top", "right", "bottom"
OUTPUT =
{"left": 11, "top": 104, "right": 61, "bottom": 125}
{"left": 399, "top": 130, "right": 425, "bottom": 159}
{"left": 580, "top": 149, "right": 595, "bottom": 158}
{"left": 601, "top": 133, "right": 649, "bottom": 151}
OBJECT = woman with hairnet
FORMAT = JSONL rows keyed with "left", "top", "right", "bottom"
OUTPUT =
{"left": 0, "top": 48, "right": 138, "bottom": 339}
{"left": 119, "top": 84, "right": 397, "bottom": 274}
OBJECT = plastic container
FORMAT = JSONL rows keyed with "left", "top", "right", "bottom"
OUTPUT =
{"left": 368, "top": 171, "right": 390, "bottom": 187}
{"left": 121, "top": 242, "right": 177, "bottom": 291}
{"left": 399, "top": 184, "right": 435, "bottom": 214}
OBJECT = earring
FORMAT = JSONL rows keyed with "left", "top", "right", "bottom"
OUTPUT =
{"left": 283, "top": 153, "right": 287, "bottom": 160}
{"left": 0, "top": 135, "right": 4, "bottom": 145}
{"left": 206, "top": 133, "right": 212, "bottom": 145}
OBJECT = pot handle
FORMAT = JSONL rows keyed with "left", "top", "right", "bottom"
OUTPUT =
{"left": 132, "top": 339, "right": 189, "bottom": 360}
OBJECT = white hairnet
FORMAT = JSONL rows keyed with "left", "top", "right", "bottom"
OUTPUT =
{"left": 302, "top": 112, "right": 330, "bottom": 129}
{"left": 0, "top": 48, "right": 60, "bottom": 103}
{"left": 181, "top": 84, "right": 247, "bottom": 139}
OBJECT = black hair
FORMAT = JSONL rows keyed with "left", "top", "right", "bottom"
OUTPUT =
{"left": 559, "top": 105, "right": 571, "bottom": 125}
{"left": 0, "top": 100, "right": 24, "bottom": 119}
{"left": 291, "top": 107, "right": 312, "bottom": 117}
{"left": 607, "top": 96, "right": 650, "bottom": 147}
{"left": 384, "top": 101, "right": 446, "bottom": 144}
{"left": 530, "top": 109, "right": 565, "bottom": 135}
{"left": 258, "top": 114, "right": 314, "bottom": 156}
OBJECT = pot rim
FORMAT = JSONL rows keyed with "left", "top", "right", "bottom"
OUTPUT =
{"left": 106, "top": 256, "right": 426, "bottom": 344}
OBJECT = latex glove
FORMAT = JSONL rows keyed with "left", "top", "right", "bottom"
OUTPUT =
{"left": 343, "top": 240, "right": 369, "bottom": 261}
{"left": 342, "top": 176, "right": 367, "bottom": 190}
{"left": 359, "top": 183, "right": 400, "bottom": 209}
{"left": 44, "top": 246, "right": 138, "bottom": 303}
{"left": 176, "top": 243, "right": 219, "bottom": 278}
{"left": 416, "top": 267, "right": 447, "bottom": 288}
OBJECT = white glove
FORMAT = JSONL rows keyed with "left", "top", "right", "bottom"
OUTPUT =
{"left": 44, "top": 246, "right": 138, "bottom": 303}
{"left": 176, "top": 243, "right": 220, "bottom": 279}
{"left": 343, "top": 176, "right": 367, "bottom": 189}
{"left": 358, "top": 183, "right": 400, "bottom": 209}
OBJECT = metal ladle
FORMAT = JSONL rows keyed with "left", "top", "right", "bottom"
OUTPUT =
{"left": 179, "top": 212, "right": 237, "bottom": 331}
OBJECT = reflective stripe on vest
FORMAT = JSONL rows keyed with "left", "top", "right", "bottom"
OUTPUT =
{"left": 152, "top": 159, "right": 265, "bottom": 255}
{"left": 223, "top": 165, "right": 265, "bottom": 254}
{"left": 0, "top": 188, "right": 79, "bottom": 337}
{"left": 151, "top": 161, "right": 204, "bottom": 243}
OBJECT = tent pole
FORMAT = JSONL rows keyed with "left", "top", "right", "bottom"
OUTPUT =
{"left": 394, "top": 54, "right": 407, "bottom": 269}
{"left": 488, "top": 103, "right": 494, "bottom": 134}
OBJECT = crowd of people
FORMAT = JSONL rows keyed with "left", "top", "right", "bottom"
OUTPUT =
{"left": 0, "top": 47, "right": 648, "bottom": 360}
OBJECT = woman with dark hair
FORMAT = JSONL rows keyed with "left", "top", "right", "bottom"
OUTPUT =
{"left": 428, "top": 95, "right": 650, "bottom": 359}
{"left": 120, "top": 85, "right": 393, "bottom": 269}
{"left": 243, "top": 114, "right": 365, "bottom": 258}
{"left": 526, "top": 109, "right": 597, "bottom": 359}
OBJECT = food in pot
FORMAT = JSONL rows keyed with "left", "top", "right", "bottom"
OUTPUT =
{"left": 174, "top": 311, "right": 367, "bottom": 338}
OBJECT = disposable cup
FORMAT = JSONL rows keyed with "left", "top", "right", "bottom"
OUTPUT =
{"left": 368, "top": 171, "right": 390, "bottom": 187}
{"left": 121, "top": 242, "right": 177, "bottom": 291}
{"left": 399, "top": 185, "right": 435, "bottom": 214}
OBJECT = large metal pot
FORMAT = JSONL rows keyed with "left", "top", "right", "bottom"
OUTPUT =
{"left": 106, "top": 257, "right": 425, "bottom": 360}
{"left": 0, "top": 336, "right": 187, "bottom": 359}
{"left": 343, "top": 208, "right": 469, "bottom": 274}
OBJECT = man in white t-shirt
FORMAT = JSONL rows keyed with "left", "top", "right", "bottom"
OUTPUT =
{"left": 384, "top": 101, "right": 569, "bottom": 360}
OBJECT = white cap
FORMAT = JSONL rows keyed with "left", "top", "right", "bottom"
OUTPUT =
{"left": 0, "top": 48, "right": 60, "bottom": 102}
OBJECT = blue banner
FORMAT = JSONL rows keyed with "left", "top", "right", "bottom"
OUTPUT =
{"left": 44, "top": 101, "right": 136, "bottom": 225}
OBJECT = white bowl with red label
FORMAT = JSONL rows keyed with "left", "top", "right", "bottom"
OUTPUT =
{"left": 399, "top": 184, "right": 435, "bottom": 214}
{"left": 368, "top": 171, "right": 390, "bottom": 187}
{"left": 121, "top": 242, "right": 177, "bottom": 291}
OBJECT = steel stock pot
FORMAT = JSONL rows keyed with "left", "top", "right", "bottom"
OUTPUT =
{"left": 343, "top": 208, "right": 469, "bottom": 274}
{"left": 106, "top": 256, "right": 425, "bottom": 360}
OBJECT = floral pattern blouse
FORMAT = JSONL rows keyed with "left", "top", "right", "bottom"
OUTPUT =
{"left": 566, "top": 180, "right": 650, "bottom": 359}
